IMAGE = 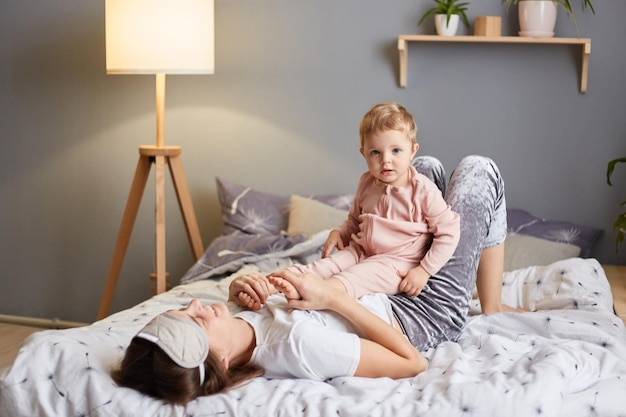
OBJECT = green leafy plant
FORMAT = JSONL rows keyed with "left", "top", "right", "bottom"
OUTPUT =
{"left": 418, "top": 0, "right": 471, "bottom": 28}
{"left": 503, "top": 0, "right": 595, "bottom": 34}
{"left": 607, "top": 157, "right": 626, "bottom": 254}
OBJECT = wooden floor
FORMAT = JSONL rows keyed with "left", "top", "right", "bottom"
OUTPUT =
{"left": 0, "top": 323, "right": 46, "bottom": 370}
{"left": 1, "top": 265, "right": 625, "bottom": 372}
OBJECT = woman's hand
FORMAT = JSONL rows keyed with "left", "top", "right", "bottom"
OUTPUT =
{"left": 322, "top": 230, "right": 344, "bottom": 258}
{"left": 268, "top": 270, "right": 341, "bottom": 311}
{"left": 228, "top": 273, "right": 278, "bottom": 310}
{"left": 271, "top": 270, "right": 427, "bottom": 379}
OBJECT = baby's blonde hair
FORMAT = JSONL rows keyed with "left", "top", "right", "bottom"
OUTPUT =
{"left": 359, "top": 102, "right": 418, "bottom": 147}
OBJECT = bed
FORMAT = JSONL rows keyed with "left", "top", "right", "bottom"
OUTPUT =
{"left": 1, "top": 177, "right": 625, "bottom": 417}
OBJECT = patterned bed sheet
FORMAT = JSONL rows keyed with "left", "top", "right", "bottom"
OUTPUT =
{"left": 1, "top": 257, "right": 626, "bottom": 417}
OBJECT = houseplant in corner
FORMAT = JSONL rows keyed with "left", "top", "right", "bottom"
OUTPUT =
{"left": 503, "top": 0, "right": 596, "bottom": 36}
{"left": 607, "top": 157, "right": 626, "bottom": 254}
{"left": 418, "top": 0, "right": 470, "bottom": 37}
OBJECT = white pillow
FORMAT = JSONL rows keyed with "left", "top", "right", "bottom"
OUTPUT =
{"left": 287, "top": 195, "right": 349, "bottom": 237}
{"left": 503, "top": 234, "right": 580, "bottom": 272}
{"left": 500, "top": 257, "right": 613, "bottom": 313}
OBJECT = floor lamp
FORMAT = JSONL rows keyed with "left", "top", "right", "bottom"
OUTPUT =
{"left": 97, "top": 0, "right": 214, "bottom": 320}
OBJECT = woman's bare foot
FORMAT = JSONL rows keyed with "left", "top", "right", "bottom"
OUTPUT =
{"left": 482, "top": 303, "right": 527, "bottom": 314}
{"left": 501, "top": 304, "right": 527, "bottom": 313}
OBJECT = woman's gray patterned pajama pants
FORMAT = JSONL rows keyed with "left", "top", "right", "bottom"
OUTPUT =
{"left": 389, "top": 155, "right": 507, "bottom": 351}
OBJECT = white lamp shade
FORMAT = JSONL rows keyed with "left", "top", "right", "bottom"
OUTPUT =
{"left": 106, "top": 0, "right": 214, "bottom": 74}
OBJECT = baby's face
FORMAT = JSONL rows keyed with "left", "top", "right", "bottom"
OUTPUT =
{"left": 360, "top": 129, "right": 418, "bottom": 187}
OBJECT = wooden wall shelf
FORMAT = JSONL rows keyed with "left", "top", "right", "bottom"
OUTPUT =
{"left": 397, "top": 35, "right": 591, "bottom": 93}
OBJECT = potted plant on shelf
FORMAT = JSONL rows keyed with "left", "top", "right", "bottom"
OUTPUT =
{"left": 418, "top": 0, "right": 470, "bottom": 37}
{"left": 607, "top": 157, "right": 626, "bottom": 255}
{"left": 503, "top": 0, "right": 595, "bottom": 36}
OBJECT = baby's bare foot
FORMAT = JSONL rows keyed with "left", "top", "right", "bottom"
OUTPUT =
{"left": 268, "top": 275, "right": 301, "bottom": 301}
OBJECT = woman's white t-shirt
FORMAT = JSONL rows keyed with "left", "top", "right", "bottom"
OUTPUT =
{"left": 235, "top": 293, "right": 395, "bottom": 380}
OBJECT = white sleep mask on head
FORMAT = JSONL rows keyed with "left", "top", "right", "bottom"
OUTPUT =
{"left": 136, "top": 312, "right": 209, "bottom": 383}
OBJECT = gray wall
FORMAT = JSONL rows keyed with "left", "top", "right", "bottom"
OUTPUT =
{"left": 1, "top": 0, "right": 624, "bottom": 323}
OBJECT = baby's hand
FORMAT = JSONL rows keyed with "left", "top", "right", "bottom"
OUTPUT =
{"left": 322, "top": 230, "right": 344, "bottom": 258}
{"left": 237, "top": 292, "right": 263, "bottom": 310}
{"left": 228, "top": 273, "right": 274, "bottom": 309}
{"left": 398, "top": 267, "right": 430, "bottom": 296}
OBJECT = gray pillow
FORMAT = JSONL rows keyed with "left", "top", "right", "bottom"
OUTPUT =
{"left": 216, "top": 177, "right": 289, "bottom": 235}
{"left": 216, "top": 177, "right": 353, "bottom": 236}
{"left": 507, "top": 208, "right": 602, "bottom": 258}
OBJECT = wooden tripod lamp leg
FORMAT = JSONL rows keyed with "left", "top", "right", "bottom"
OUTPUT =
{"left": 154, "top": 154, "right": 167, "bottom": 295}
{"left": 153, "top": 73, "right": 168, "bottom": 295}
{"left": 168, "top": 154, "right": 204, "bottom": 260}
{"left": 97, "top": 154, "right": 152, "bottom": 320}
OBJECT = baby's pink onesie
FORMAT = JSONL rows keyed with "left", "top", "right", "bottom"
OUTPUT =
{"left": 291, "top": 166, "right": 460, "bottom": 298}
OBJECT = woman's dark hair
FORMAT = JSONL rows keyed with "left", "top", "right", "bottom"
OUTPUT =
{"left": 112, "top": 337, "right": 264, "bottom": 404}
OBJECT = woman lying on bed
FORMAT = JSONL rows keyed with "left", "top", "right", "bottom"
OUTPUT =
{"left": 113, "top": 155, "right": 509, "bottom": 404}
{"left": 114, "top": 269, "right": 427, "bottom": 404}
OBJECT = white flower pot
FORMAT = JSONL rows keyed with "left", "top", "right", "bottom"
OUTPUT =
{"left": 518, "top": 0, "right": 557, "bottom": 37}
{"left": 435, "top": 14, "right": 460, "bottom": 36}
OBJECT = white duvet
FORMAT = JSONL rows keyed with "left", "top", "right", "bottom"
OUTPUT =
{"left": 1, "top": 257, "right": 625, "bottom": 417}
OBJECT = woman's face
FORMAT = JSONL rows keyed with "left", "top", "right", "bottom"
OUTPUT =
{"left": 168, "top": 299, "right": 232, "bottom": 352}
